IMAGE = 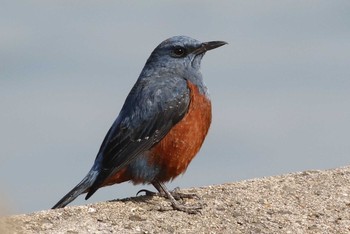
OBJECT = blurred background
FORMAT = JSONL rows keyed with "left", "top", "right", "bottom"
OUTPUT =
{"left": 1, "top": 1, "right": 349, "bottom": 215}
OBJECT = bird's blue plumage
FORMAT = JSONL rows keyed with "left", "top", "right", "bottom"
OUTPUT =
{"left": 87, "top": 76, "right": 190, "bottom": 198}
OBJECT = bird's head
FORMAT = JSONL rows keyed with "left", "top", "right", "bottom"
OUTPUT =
{"left": 141, "top": 36, "right": 227, "bottom": 78}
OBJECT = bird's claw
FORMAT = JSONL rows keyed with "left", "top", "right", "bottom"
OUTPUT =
{"left": 170, "top": 187, "right": 200, "bottom": 200}
{"left": 136, "top": 189, "right": 157, "bottom": 196}
{"left": 137, "top": 184, "right": 203, "bottom": 214}
{"left": 171, "top": 203, "right": 203, "bottom": 214}
{"left": 137, "top": 187, "right": 200, "bottom": 201}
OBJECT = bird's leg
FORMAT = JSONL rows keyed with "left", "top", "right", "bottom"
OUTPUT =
{"left": 151, "top": 180, "right": 202, "bottom": 214}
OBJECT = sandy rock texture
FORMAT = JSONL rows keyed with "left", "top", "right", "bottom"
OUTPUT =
{"left": 1, "top": 166, "right": 350, "bottom": 233}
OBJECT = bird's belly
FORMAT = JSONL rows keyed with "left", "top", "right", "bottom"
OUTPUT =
{"left": 135, "top": 81, "right": 212, "bottom": 183}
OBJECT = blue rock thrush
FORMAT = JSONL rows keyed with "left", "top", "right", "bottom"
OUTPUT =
{"left": 52, "top": 36, "right": 227, "bottom": 213}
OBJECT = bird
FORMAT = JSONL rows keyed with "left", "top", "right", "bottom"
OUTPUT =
{"left": 52, "top": 35, "right": 227, "bottom": 213}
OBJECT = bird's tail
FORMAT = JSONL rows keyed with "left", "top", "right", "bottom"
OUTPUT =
{"left": 52, "top": 169, "right": 99, "bottom": 209}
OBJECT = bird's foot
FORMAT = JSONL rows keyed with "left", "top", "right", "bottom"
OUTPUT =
{"left": 136, "top": 188, "right": 202, "bottom": 214}
{"left": 167, "top": 200, "right": 203, "bottom": 214}
{"left": 170, "top": 187, "right": 200, "bottom": 200}
{"left": 137, "top": 187, "right": 200, "bottom": 201}
{"left": 153, "top": 181, "right": 203, "bottom": 214}
{"left": 167, "top": 187, "right": 202, "bottom": 214}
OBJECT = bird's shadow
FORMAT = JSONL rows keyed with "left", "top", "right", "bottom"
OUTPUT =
{"left": 107, "top": 192, "right": 161, "bottom": 206}
{"left": 106, "top": 192, "right": 179, "bottom": 212}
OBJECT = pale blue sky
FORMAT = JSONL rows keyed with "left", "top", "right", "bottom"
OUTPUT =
{"left": 1, "top": 1, "right": 350, "bottom": 215}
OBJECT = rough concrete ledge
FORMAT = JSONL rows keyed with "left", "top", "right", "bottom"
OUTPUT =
{"left": 1, "top": 166, "right": 350, "bottom": 233}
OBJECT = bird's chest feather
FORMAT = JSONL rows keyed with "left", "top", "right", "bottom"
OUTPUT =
{"left": 132, "top": 81, "right": 212, "bottom": 183}
{"left": 102, "top": 81, "right": 212, "bottom": 186}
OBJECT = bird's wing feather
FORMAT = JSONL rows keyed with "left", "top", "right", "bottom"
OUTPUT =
{"left": 86, "top": 76, "right": 190, "bottom": 198}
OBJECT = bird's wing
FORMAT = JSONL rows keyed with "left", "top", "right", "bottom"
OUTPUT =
{"left": 86, "top": 76, "right": 190, "bottom": 198}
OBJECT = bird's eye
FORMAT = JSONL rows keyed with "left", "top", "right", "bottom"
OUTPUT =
{"left": 172, "top": 46, "right": 186, "bottom": 57}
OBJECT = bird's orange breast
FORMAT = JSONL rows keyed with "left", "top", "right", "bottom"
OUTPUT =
{"left": 101, "top": 81, "right": 211, "bottom": 186}
{"left": 144, "top": 80, "right": 212, "bottom": 182}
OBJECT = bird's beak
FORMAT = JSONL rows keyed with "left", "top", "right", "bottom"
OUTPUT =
{"left": 193, "top": 41, "right": 228, "bottom": 55}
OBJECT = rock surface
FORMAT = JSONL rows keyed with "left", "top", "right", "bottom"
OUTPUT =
{"left": 1, "top": 166, "right": 350, "bottom": 233}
